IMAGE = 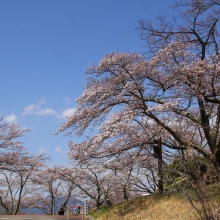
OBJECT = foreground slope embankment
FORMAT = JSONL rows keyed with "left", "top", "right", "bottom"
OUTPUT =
{"left": 88, "top": 184, "right": 220, "bottom": 220}
{"left": 89, "top": 195, "right": 196, "bottom": 220}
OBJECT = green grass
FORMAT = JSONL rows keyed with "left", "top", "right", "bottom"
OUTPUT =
{"left": 87, "top": 183, "right": 220, "bottom": 220}
{"left": 207, "top": 183, "right": 220, "bottom": 202}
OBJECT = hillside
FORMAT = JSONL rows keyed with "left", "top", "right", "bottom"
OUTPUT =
{"left": 88, "top": 184, "right": 220, "bottom": 220}
{"left": 88, "top": 195, "right": 196, "bottom": 220}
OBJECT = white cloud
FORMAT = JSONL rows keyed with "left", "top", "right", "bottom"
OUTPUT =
{"left": 55, "top": 147, "right": 65, "bottom": 154}
{"left": 37, "top": 108, "right": 56, "bottom": 115}
{"left": 22, "top": 104, "right": 39, "bottom": 116}
{"left": 22, "top": 100, "right": 75, "bottom": 119}
{"left": 22, "top": 101, "right": 56, "bottom": 116}
{"left": 4, "top": 114, "right": 17, "bottom": 123}
{"left": 58, "top": 108, "right": 76, "bottom": 119}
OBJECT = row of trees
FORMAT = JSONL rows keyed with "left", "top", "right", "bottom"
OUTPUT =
{"left": 0, "top": 117, "right": 155, "bottom": 214}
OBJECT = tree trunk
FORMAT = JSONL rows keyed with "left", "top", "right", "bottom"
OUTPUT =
{"left": 215, "top": 148, "right": 220, "bottom": 182}
{"left": 157, "top": 138, "right": 163, "bottom": 193}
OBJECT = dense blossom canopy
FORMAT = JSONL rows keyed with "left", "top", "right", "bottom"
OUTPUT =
{"left": 58, "top": 41, "right": 220, "bottom": 165}
{"left": 57, "top": 0, "right": 220, "bottom": 181}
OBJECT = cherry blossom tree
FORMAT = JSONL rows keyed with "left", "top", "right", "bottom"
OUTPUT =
{"left": 0, "top": 118, "right": 29, "bottom": 152}
{"left": 0, "top": 151, "right": 47, "bottom": 215}
{"left": 58, "top": 165, "right": 115, "bottom": 209}
{"left": 110, "top": 166, "right": 139, "bottom": 201}
{"left": 31, "top": 166, "right": 77, "bottom": 215}
{"left": 138, "top": 0, "right": 220, "bottom": 60}
{"left": 103, "top": 155, "right": 158, "bottom": 197}
{"left": 128, "top": 161, "right": 158, "bottom": 195}
{"left": 57, "top": 0, "right": 220, "bottom": 181}
{"left": 58, "top": 47, "right": 220, "bottom": 173}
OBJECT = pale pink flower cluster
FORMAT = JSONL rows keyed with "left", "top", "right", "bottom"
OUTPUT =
{"left": 56, "top": 40, "right": 220, "bottom": 171}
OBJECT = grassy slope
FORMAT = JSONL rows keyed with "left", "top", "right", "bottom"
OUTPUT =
{"left": 88, "top": 194, "right": 198, "bottom": 220}
{"left": 88, "top": 184, "right": 220, "bottom": 220}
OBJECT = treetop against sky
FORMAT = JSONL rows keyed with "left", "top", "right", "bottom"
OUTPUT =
{"left": 0, "top": 0, "right": 176, "bottom": 166}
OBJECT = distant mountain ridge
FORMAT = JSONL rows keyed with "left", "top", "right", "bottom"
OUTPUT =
{"left": 21, "top": 197, "right": 83, "bottom": 215}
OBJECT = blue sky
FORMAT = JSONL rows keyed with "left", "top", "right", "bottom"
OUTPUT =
{"left": 0, "top": 0, "right": 175, "bottom": 167}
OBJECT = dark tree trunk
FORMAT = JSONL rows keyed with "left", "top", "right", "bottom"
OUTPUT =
{"left": 157, "top": 138, "right": 163, "bottom": 193}
{"left": 215, "top": 148, "right": 220, "bottom": 182}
